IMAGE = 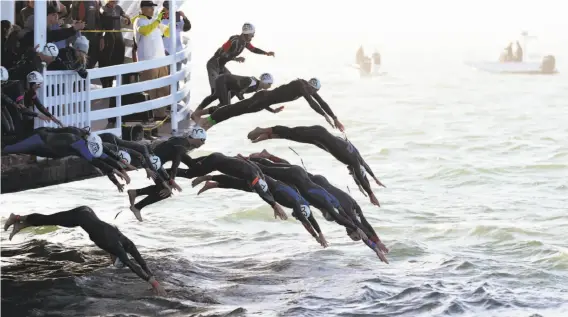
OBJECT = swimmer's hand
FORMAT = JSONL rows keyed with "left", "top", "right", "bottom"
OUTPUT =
{"left": 149, "top": 276, "right": 167, "bottom": 296}
{"left": 116, "top": 183, "right": 124, "bottom": 193}
{"left": 159, "top": 187, "right": 171, "bottom": 198}
{"left": 234, "top": 56, "right": 245, "bottom": 63}
{"left": 333, "top": 118, "right": 345, "bottom": 132}
{"left": 266, "top": 51, "right": 275, "bottom": 57}
{"left": 38, "top": 114, "right": 51, "bottom": 122}
{"left": 273, "top": 106, "right": 284, "bottom": 113}
{"left": 120, "top": 170, "right": 131, "bottom": 184}
{"left": 145, "top": 168, "right": 157, "bottom": 180}
{"left": 374, "top": 177, "right": 386, "bottom": 188}
{"left": 317, "top": 233, "right": 329, "bottom": 248}
{"left": 370, "top": 193, "right": 380, "bottom": 207}
{"left": 170, "top": 179, "right": 182, "bottom": 192}
{"left": 53, "top": 117, "right": 64, "bottom": 127}
{"left": 374, "top": 246, "right": 389, "bottom": 264}
{"left": 273, "top": 205, "right": 288, "bottom": 220}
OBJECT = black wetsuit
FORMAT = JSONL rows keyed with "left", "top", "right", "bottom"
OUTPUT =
{"left": 249, "top": 79, "right": 336, "bottom": 120}
{"left": 196, "top": 74, "right": 260, "bottom": 111}
{"left": 206, "top": 34, "right": 268, "bottom": 92}
{"left": 269, "top": 125, "right": 378, "bottom": 198}
{"left": 99, "top": 133, "right": 163, "bottom": 177}
{"left": 210, "top": 174, "right": 322, "bottom": 238}
{"left": 308, "top": 173, "right": 379, "bottom": 243}
{"left": 21, "top": 206, "right": 154, "bottom": 282}
{"left": 249, "top": 158, "right": 358, "bottom": 231}
{"left": 173, "top": 152, "right": 277, "bottom": 207}
{"left": 131, "top": 137, "right": 198, "bottom": 211}
{"left": 2, "top": 127, "right": 122, "bottom": 185}
{"left": 207, "top": 90, "right": 281, "bottom": 125}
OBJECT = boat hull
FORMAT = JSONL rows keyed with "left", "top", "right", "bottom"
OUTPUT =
{"left": 465, "top": 61, "right": 558, "bottom": 75}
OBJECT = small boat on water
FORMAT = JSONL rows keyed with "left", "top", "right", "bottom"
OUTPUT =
{"left": 465, "top": 31, "right": 558, "bottom": 75}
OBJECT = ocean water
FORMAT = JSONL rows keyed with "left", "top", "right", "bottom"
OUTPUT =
{"left": 2, "top": 1, "right": 568, "bottom": 316}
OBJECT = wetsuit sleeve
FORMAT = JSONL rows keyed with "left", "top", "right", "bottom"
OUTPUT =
{"left": 299, "top": 82, "right": 327, "bottom": 118}
{"left": 360, "top": 158, "right": 376, "bottom": 178}
{"left": 121, "top": 236, "right": 154, "bottom": 278}
{"left": 117, "top": 252, "right": 152, "bottom": 282}
{"left": 29, "top": 93, "right": 53, "bottom": 118}
{"left": 102, "top": 145, "right": 122, "bottom": 163}
{"left": 291, "top": 203, "right": 318, "bottom": 237}
{"left": 168, "top": 148, "right": 185, "bottom": 180}
{"left": 249, "top": 157, "right": 290, "bottom": 168}
{"left": 353, "top": 202, "right": 378, "bottom": 238}
{"left": 245, "top": 42, "right": 267, "bottom": 55}
{"left": 47, "top": 27, "right": 77, "bottom": 43}
{"left": 308, "top": 214, "right": 322, "bottom": 234}
{"left": 353, "top": 164, "right": 374, "bottom": 198}
{"left": 158, "top": 167, "right": 170, "bottom": 182}
{"left": 90, "top": 158, "right": 115, "bottom": 174}
{"left": 107, "top": 173, "right": 120, "bottom": 186}
{"left": 182, "top": 15, "right": 191, "bottom": 32}
{"left": 220, "top": 37, "right": 241, "bottom": 60}
{"left": 312, "top": 92, "right": 336, "bottom": 119}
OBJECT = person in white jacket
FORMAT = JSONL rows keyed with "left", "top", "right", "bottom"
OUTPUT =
{"left": 132, "top": 0, "right": 170, "bottom": 120}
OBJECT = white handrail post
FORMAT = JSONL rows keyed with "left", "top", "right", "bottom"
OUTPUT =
{"left": 115, "top": 74, "right": 122, "bottom": 135}
{"left": 169, "top": 0, "right": 179, "bottom": 135}
{"left": 34, "top": 0, "right": 47, "bottom": 50}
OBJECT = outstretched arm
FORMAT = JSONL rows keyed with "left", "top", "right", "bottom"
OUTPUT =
{"left": 122, "top": 236, "right": 154, "bottom": 278}
{"left": 312, "top": 92, "right": 337, "bottom": 119}
{"left": 245, "top": 42, "right": 269, "bottom": 55}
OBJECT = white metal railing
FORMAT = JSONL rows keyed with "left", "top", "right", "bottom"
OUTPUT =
{"left": 37, "top": 42, "right": 192, "bottom": 137}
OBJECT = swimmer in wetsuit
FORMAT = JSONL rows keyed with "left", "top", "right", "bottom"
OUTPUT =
{"left": 3, "top": 206, "right": 167, "bottom": 296}
{"left": 206, "top": 22, "right": 274, "bottom": 93}
{"left": 247, "top": 157, "right": 370, "bottom": 240}
{"left": 247, "top": 125, "right": 385, "bottom": 206}
{"left": 127, "top": 127, "right": 207, "bottom": 221}
{"left": 193, "top": 173, "right": 328, "bottom": 247}
{"left": 170, "top": 152, "right": 288, "bottom": 220}
{"left": 192, "top": 73, "right": 274, "bottom": 117}
{"left": 2, "top": 127, "right": 130, "bottom": 191}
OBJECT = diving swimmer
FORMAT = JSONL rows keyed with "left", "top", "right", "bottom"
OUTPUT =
{"left": 193, "top": 73, "right": 274, "bottom": 116}
{"left": 169, "top": 152, "right": 288, "bottom": 220}
{"left": 127, "top": 127, "right": 207, "bottom": 221}
{"left": 193, "top": 173, "right": 328, "bottom": 247}
{"left": 247, "top": 125, "right": 385, "bottom": 206}
{"left": 206, "top": 22, "right": 274, "bottom": 93}
{"left": 3, "top": 206, "right": 167, "bottom": 296}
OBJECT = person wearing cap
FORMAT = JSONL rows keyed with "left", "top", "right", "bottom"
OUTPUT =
{"left": 99, "top": 0, "right": 130, "bottom": 89}
{"left": 71, "top": 0, "right": 103, "bottom": 68}
{"left": 47, "top": 36, "right": 89, "bottom": 79}
{"left": 193, "top": 73, "right": 274, "bottom": 118}
{"left": 161, "top": 0, "right": 190, "bottom": 57}
{"left": 206, "top": 22, "right": 275, "bottom": 94}
{"left": 19, "top": 10, "right": 85, "bottom": 55}
{"left": 132, "top": 1, "right": 171, "bottom": 120}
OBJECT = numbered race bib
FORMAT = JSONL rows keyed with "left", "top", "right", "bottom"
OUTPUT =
{"left": 258, "top": 178, "right": 268, "bottom": 192}
{"left": 300, "top": 205, "right": 311, "bottom": 218}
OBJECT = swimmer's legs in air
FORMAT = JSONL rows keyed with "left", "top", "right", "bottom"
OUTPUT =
{"left": 127, "top": 185, "right": 171, "bottom": 221}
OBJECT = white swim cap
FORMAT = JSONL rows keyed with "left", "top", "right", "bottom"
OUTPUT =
{"left": 118, "top": 150, "right": 131, "bottom": 165}
{"left": 257, "top": 178, "right": 268, "bottom": 192}
{"left": 300, "top": 205, "right": 311, "bottom": 218}
{"left": 242, "top": 22, "right": 255, "bottom": 35}
{"left": 260, "top": 73, "right": 273, "bottom": 84}
{"left": 0, "top": 66, "right": 8, "bottom": 81}
{"left": 27, "top": 71, "right": 44, "bottom": 84}
{"left": 190, "top": 126, "right": 207, "bottom": 141}
{"left": 87, "top": 134, "right": 103, "bottom": 158}
{"left": 308, "top": 78, "right": 321, "bottom": 90}
{"left": 42, "top": 43, "right": 59, "bottom": 58}
{"left": 150, "top": 155, "right": 162, "bottom": 170}
{"left": 113, "top": 257, "right": 124, "bottom": 268}
{"left": 74, "top": 36, "right": 89, "bottom": 54}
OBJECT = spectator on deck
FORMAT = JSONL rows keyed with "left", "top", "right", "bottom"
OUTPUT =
{"left": 3, "top": 25, "right": 23, "bottom": 68}
{"left": 71, "top": 0, "right": 103, "bottom": 68}
{"left": 133, "top": 1, "right": 171, "bottom": 120}
{"left": 18, "top": 1, "right": 34, "bottom": 29}
{"left": 48, "top": 36, "right": 89, "bottom": 79}
{"left": 99, "top": 0, "right": 130, "bottom": 88}
{"left": 161, "top": 1, "right": 190, "bottom": 57}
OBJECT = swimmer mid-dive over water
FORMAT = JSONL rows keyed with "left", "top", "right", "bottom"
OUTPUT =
{"left": 169, "top": 152, "right": 288, "bottom": 220}
{"left": 2, "top": 127, "right": 130, "bottom": 191}
{"left": 191, "top": 78, "right": 345, "bottom": 132}
{"left": 192, "top": 173, "right": 328, "bottom": 247}
{"left": 247, "top": 125, "right": 385, "bottom": 206}
{"left": 127, "top": 127, "right": 207, "bottom": 221}
{"left": 193, "top": 73, "right": 274, "bottom": 115}
{"left": 248, "top": 150, "right": 389, "bottom": 262}
{"left": 3, "top": 206, "right": 167, "bottom": 296}
{"left": 247, "top": 157, "right": 370, "bottom": 241}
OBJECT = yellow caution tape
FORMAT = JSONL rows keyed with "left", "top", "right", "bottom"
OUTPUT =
{"left": 81, "top": 29, "right": 134, "bottom": 33}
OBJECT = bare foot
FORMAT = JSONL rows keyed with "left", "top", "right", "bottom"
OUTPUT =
{"left": 130, "top": 205, "right": 143, "bottom": 222}
{"left": 260, "top": 149, "right": 271, "bottom": 158}
{"left": 251, "top": 133, "right": 271, "bottom": 143}
{"left": 9, "top": 221, "right": 26, "bottom": 241}
{"left": 370, "top": 194, "right": 380, "bottom": 207}
{"left": 247, "top": 127, "right": 265, "bottom": 140}
{"left": 4, "top": 213, "right": 19, "bottom": 232}
{"left": 128, "top": 190, "right": 137, "bottom": 206}
{"left": 192, "top": 176, "right": 211, "bottom": 187}
{"left": 198, "top": 181, "right": 218, "bottom": 195}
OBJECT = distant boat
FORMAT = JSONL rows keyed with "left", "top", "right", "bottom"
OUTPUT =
{"left": 465, "top": 31, "right": 558, "bottom": 75}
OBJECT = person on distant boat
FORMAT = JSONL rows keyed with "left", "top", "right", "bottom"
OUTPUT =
{"left": 372, "top": 51, "right": 381, "bottom": 65}
{"left": 193, "top": 73, "right": 274, "bottom": 117}
{"left": 193, "top": 172, "right": 328, "bottom": 247}
{"left": 361, "top": 56, "right": 372, "bottom": 74}
{"left": 505, "top": 43, "right": 513, "bottom": 62}
{"left": 247, "top": 125, "right": 385, "bottom": 206}
{"left": 514, "top": 41, "right": 523, "bottom": 62}
{"left": 2, "top": 127, "right": 130, "bottom": 191}
{"left": 168, "top": 152, "right": 288, "bottom": 221}
{"left": 206, "top": 23, "right": 274, "bottom": 93}
{"left": 192, "top": 78, "right": 345, "bottom": 132}
{"left": 127, "top": 127, "right": 207, "bottom": 221}
{"left": 3, "top": 206, "right": 167, "bottom": 296}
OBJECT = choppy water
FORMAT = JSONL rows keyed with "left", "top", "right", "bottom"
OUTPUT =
{"left": 2, "top": 3, "right": 568, "bottom": 316}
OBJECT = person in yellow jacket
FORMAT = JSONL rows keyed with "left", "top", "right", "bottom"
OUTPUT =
{"left": 132, "top": 1, "right": 171, "bottom": 120}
